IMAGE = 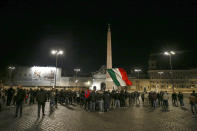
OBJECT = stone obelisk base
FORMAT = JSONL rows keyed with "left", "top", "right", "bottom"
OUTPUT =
{"left": 106, "top": 72, "right": 114, "bottom": 91}
{"left": 106, "top": 80, "right": 114, "bottom": 91}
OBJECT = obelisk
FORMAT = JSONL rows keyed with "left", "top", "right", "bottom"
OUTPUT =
{"left": 106, "top": 24, "right": 114, "bottom": 91}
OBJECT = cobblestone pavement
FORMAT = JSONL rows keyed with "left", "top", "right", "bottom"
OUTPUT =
{"left": 0, "top": 97, "right": 197, "bottom": 131}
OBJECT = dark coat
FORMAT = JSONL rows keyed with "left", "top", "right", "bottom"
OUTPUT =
{"left": 104, "top": 92, "right": 110, "bottom": 102}
{"left": 16, "top": 89, "right": 26, "bottom": 103}
{"left": 36, "top": 90, "right": 47, "bottom": 103}
{"left": 7, "top": 88, "right": 15, "bottom": 97}
{"left": 90, "top": 91, "right": 96, "bottom": 102}
{"left": 178, "top": 93, "right": 183, "bottom": 100}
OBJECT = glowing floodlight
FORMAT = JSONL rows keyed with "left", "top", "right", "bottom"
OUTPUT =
{"left": 58, "top": 50, "right": 63, "bottom": 55}
{"left": 170, "top": 51, "right": 175, "bottom": 55}
{"left": 51, "top": 50, "right": 57, "bottom": 55}
{"left": 164, "top": 52, "right": 170, "bottom": 55}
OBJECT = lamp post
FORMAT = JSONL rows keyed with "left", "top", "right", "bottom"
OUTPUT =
{"left": 134, "top": 69, "right": 142, "bottom": 90}
{"left": 51, "top": 50, "right": 64, "bottom": 88}
{"left": 8, "top": 66, "right": 15, "bottom": 85}
{"left": 158, "top": 71, "right": 164, "bottom": 89}
{"left": 74, "top": 68, "right": 80, "bottom": 88}
{"left": 164, "top": 51, "right": 175, "bottom": 91}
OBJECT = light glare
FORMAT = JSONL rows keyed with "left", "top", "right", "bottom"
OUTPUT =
{"left": 51, "top": 50, "right": 57, "bottom": 55}
{"left": 58, "top": 50, "right": 63, "bottom": 55}
{"left": 51, "top": 50, "right": 64, "bottom": 55}
{"left": 74, "top": 69, "right": 81, "bottom": 72}
{"left": 170, "top": 51, "right": 175, "bottom": 55}
{"left": 134, "top": 69, "right": 141, "bottom": 72}
{"left": 158, "top": 72, "right": 164, "bottom": 74}
{"left": 8, "top": 66, "right": 15, "bottom": 70}
{"left": 164, "top": 52, "right": 169, "bottom": 55}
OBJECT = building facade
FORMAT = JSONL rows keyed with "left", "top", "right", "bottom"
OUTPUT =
{"left": 5, "top": 66, "right": 92, "bottom": 89}
{"left": 3, "top": 65, "right": 197, "bottom": 91}
{"left": 6, "top": 66, "right": 61, "bottom": 86}
{"left": 148, "top": 69, "right": 197, "bottom": 89}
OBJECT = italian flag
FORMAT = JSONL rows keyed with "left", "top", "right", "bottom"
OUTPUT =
{"left": 107, "top": 68, "right": 132, "bottom": 86}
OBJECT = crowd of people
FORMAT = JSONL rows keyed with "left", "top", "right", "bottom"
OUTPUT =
{"left": 0, "top": 86, "right": 197, "bottom": 118}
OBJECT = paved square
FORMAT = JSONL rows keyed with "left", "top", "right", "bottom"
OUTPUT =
{"left": 0, "top": 98, "right": 197, "bottom": 131}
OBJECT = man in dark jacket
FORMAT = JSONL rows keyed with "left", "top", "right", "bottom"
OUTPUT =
{"left": 15, "top": 86, "right": 25, "bottom": 117}
{"left": 7, "top": 86, "right": 15, "bottom": 106}
{"left": 36, "top": 87, "right": 47, "bottom": 117}
{"left": 29, "top": 88, "right": 34, "bottom": 105}
{"left": 189, "top": 90, "right": 197, "bottom": 114}
{"left": 178, "top": 92, "right": 184, "bottom": 106}
{"left": 90, "top": 90, "right": 96, "bottom": 111}
{"left": 172, "top": 92, "right": 178, "bottom": 106}
{"left": 114, "top": 91, "right": 120, "bottom": 108}
{"left": 104, "top": 91, "right": 110, "bottom": 112}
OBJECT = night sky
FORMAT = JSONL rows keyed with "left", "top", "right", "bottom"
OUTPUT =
{"left": 1, "top": 1, "right": 197, "bottom": 75}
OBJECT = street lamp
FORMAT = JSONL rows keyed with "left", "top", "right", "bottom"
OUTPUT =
{"left": 8, "top": 66, "right": 15, "bottom": 70}
{"left": 134, "top": 69, "right": 142, "bottom": 90}
{"left": 74, "top": 68, "right": 80, "bottom": 88}
{"left": 158, "top": 72, "right": 164, "bottom": 89}
{"left": 51, "top": 50, "right": 64, "bottom": 88}
{"left": 8, "top": 66, "right": 15, "bottom": 85}
{"left": 164, "top": 51, "right": 176, "bottom": 70}
{"left": 164, "top": 51, "right": 176, "bottom": 91}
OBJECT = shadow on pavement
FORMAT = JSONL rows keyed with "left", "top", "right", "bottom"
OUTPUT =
{"left": 63, "top": 105, "right": 75, "bottom": 110}
{"left": 181, "top": 107, "right": 189, "bottom": 111}
{"left": 71, "top": 104, "right": 77, "bottom": 107}
{"left": 135, "top": 104, "right": 140, "bottom": 107}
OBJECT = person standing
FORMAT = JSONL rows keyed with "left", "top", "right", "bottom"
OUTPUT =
{"left": 172, "top": 92, "right": 178, "bottom": 106}
{"left": 189, "top": 90, "right": 197, "bottom": 114}
{"left": 141, "top": 92, "right": 145, "bottom": 104}
{"left": 36, "top": 87, "right": 47, "bottom": 117}
{"left": 12, "top": 91, "right": 17, "bottom": 105}
{"left": 55, "top": 89, "right": 58, "bottom": 108}
{"left": 162, "top": 91, "right": 169, "bottom": 111}
{"left": 76, "top": 91, "right": 80, "bottom": 104}
{"left": 68, "top": 90, "right": 73, "bottom": 105}
{"left": 136, "top": 91, "right": 140, "bottom": 104}
{"left": 124, "top": 90, "right": 129, "bottom": 107}
{"left": 152, "top": 92, "right": 157, "bottom": 109}
{"left": 98, "top": 92, "right": 104, "bottom": 112}
{"left": 6, "top": 86, "right": 15, "bottom": 106}
{"left": 110, "top": 89, "right": 115, "bottom": 109}
{"left": 50, "top": 89, "right": 56, "bottom": 112}
{"left": 15, "top": 86, "right": 25, "bottom": 117}
{"left": 114, "top": 91, "right": 120, "bottom": 108}
{"left": 104, "top": 91, "right": 110, "bottom": 112}
{"left": 29, "top": 88, "right": 34, "bottom": 105}
{"left": 120, "top": 90, "right": 125, "bottom": 107}
{"left": 178, "top": 92, "right": 184, "bottom": 107}
{"left": 90, "top": 90, "right": 96, "bottom": 112}
{"left": 84, "top": 89, "right": 90, "bottom": 111}
{"left": 157, "top": 93, "right": 161, "bottom": 106}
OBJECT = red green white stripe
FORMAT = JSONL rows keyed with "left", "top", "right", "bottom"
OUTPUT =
{"left": 107, "top": 68, "right": 132, "bottom": 86}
